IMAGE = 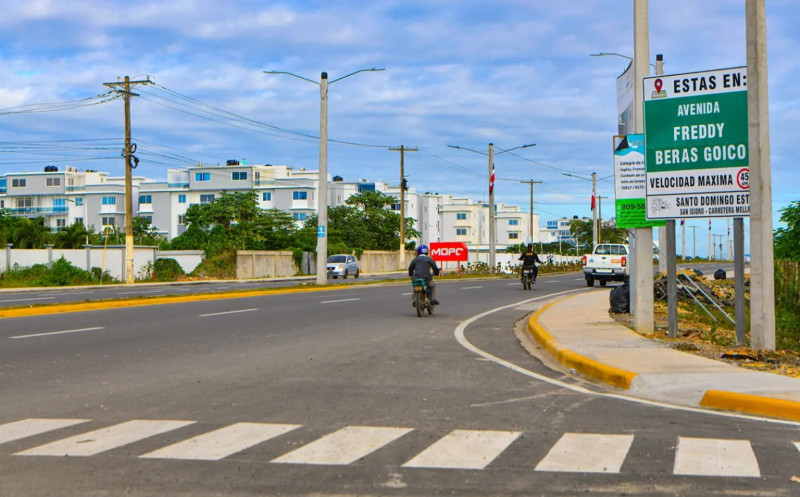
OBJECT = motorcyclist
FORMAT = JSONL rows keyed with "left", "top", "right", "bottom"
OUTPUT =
{"left": 408, "top": 244, "right": 441, "bottom": 305}
{"left": 518, "top": 243, "right": 543, "bottom": 282}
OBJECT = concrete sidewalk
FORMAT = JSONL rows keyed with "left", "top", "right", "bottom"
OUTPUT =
{"left": 529, "top": 290, "right": 800, "bottom": 422}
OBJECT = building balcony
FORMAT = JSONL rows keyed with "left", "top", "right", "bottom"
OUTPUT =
{"left": 7, "top": 206, "right": 68, "bottom": 216}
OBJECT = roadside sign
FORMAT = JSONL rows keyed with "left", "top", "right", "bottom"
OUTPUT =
{"left": 317, "top": 225, "right": 325, "bottom": 237}
{"left": 643, "top": 67, "right": 750, "bottom": 219}
{"left": 614, "top": 134, "right": 665, "bottom": 228}
{"left": 429, "top": 242, "right": 468, "bottom": 262}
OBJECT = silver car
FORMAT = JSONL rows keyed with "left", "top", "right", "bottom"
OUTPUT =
{"left": 326, "top": 254, "right": 360, "bottom": 279}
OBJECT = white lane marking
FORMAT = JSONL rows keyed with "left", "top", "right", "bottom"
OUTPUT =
{"left": 116, "top": 289, "right": 165, "bottom": 295}
{"left": 0, "top": 297, "right": 55, "bottom": 303}
{"left": 453, "top": 289, "right": 800, "bottom": 426}
{"left": 39, "top": 291, "right": 95, "bottom": 297}
{"left": 16, "top": 420, "right": 195, "bottom": 457}
{"left": 319, "top": 298, "right": 361, "bottom": 304}
{"left": 535, "top": 433, "right": 633, "bottom": 473}
{"left": 573, "top": 278, "right": 584, "bottom": 281}
{"left": 507, "top": 282, "right": 519, "bottom": 285}
{"left": 272, "top": 426, "right": 412, "bottom": 465}
{"left": 402, "top": 292, "right": 412, "bottom": 296}
{"left": 198, "top": 308, "right": 257, "bottom": 317}
{"left": 141, "top": 423, "right": 301, "bottom": 461}
{"left": 10, "top": 327, "right": 105, "bottom": 340}
{"left": 0, "top": 419, "right": 89, "bottom": 445}
{"left": 403, "top": 429, "right": 521, "bottom": 470}
{"left": 674, "top": 437, "right": 760, "bottom": 477}
{"left": 461, "top": 286, "right": 484, "bottom": 290}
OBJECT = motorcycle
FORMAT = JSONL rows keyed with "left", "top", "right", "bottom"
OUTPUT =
{"left": 521, "top": 266, "right": 536, "bottom": 290}
{"left": 411, "top": 278, "right": 434, "bottom": 316}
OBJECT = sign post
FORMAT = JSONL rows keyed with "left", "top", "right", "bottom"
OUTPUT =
{"left": 644, "top": 66, "right": 750, "bottom": 343}
{"left": 429, "top": 242, "right": 469, "bottom": 275}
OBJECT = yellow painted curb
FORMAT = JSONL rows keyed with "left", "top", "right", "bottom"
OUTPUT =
{"left": 0, "top": 284, "right": 347, "bottom": 319}
{"left": 700, "top": 390, "right": 800, "bottom": 422}
{"left": 527, "top": 297, "right": 637, "bottom": 390}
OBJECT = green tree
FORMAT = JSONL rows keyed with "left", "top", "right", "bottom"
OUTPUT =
{"left": 183, "top": 191, "right": 262, "bottom": 253}
{"left": 775, "top": 201, "right": 800, "bottom": 261}
{"left": 253, "top": 208, "right": 298, "bottom": 250}
{"left": 13, "top": 217, "right": 52, "bottom": 249}
{"left": 55, "top": 221, "right": 89, "bottom": 249}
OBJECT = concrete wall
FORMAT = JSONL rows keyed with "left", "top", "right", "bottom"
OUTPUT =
{"left": 1, "top": 245, "right": 204, "bottom": 281}
{"left": 236, "top": 251, "right": 297, "bottom": 279}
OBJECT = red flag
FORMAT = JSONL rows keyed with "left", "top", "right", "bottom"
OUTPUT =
{"left": 591, "top": 194, "right": 596, "bottom": 210}
{"left": 489, "top": 166, "right": 495, "bottom": 194}
{"left": 708, "top": 219, "right": 712, "bottom": 230}
{"left": 680, "top": 219, "right": 685, "bottom": 225}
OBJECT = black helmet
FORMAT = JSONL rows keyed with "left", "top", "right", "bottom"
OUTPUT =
{"left": 526, "top": 243, "right": 533, "bottom": 251}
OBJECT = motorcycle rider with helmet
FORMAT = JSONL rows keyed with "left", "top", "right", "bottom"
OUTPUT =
{"left": 518, "top": 243, "right": 543, "bottom": 282}
{"left": 408, "top": 244, "right": 441, "bottom": 305}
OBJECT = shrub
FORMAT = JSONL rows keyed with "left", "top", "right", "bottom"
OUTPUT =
{"left": 153, "top": 258, "right": 186, "bottom": 282}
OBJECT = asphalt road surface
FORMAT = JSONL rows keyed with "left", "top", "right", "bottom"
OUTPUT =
{"left": 4, "top": 267, "right": 793, "bottom": 497}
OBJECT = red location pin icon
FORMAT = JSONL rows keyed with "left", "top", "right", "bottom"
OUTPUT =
{"left": 655, "top": 79, "right": 663, "bottom": 93}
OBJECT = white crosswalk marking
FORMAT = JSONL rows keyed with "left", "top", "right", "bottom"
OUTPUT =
{"left": 0, "top": 419, "right": 88, "bottom": 446}
{"left": 535, "top": 433, "right": 634, "bottom": 473}
{"left": 140, "top": 422, "right": 301, "bottom": 461}
{"left": 673, "top": 437, "right": 760, "bottom": 477}
{"left": 15, "top": 420, "right": 195, "bottom": 457}
{"left": 272, "top": 426, "right": 412, "bottom": 465}
{"left": 403, "top": 429, "right": 521, "bottom": 470}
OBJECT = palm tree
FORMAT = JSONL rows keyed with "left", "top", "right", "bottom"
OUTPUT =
{"left": 55, "top": 221, "right": 89, "bottom": 249}
{"left": 14, "top": 217, "right": 51, "bottom": 249}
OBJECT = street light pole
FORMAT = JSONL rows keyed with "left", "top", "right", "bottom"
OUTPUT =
{"left": 520, "top": 180, "right": 542, "bottom": 245}
{"left": 264, "top": 68, "right": 384, "bottom": 285}
{"left": 448, "top": 142, "right": 535, "bottom": 272}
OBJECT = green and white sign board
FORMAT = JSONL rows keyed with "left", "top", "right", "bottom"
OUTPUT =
{"left": 643, "top": 67, "right": 750, "bottom": 219}
{"left": 614, "top": 134, "right": 665, "bottom": 228}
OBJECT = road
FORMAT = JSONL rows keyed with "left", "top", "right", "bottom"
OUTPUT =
{"left": 3, "top": 267, "right": 792, "bottom": 497}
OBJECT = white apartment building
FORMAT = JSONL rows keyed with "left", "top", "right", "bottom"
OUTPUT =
{"left": 1, "top": 163, "right": 551, "bottom": 249}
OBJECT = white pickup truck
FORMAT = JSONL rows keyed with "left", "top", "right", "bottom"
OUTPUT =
{"left": 582, "top": 243, "right": 629, "bottom": 287}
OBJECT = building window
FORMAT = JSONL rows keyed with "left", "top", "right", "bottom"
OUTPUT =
{"left": 56, "top": 218, "right": 66, "bottom": 228}
{"left": 509, "top": 233, "right": 519, "bottom": 239}
{"left": 293, "top": 212, "right": 307, "bottom": 221}
{"left": 178, "top": 194, "right": 186, "bottom": 203}
{"left": 262, "top": 192, "right": 272, "bottom": 201}
{"left": 292, "top": 191, "right": 308, "bottom": 200}
{"left": 53, "top": 198, "right": 66, "bottom": 207}
{"left": 46, "top": 177, "right": 61, "bottom": 187}
{"left": 17, "top": 197, "right": 33, "bottom": 208}
{"left": 102, "top": 217, "right": 115, "bottom": 226}
{"left": 142, "top": 216, "right": 152, "bottom": 222}
{"left": 75, "top": 197, "right": 84, "bottom": 206}
{"left": 456, "top": 228, "right": 467, "bottom": 236}
{"left": 391, "top": 203, "right": 401, "bottom": 211}
{"left": 75, "top": 217, "right": 83, "bottom": 225}
{"left": 200, "top": 194, "right": 215, "bottom": 204}
{"left": 139, "top": 195, "right": 152, "bottom": 204}
{"left": 178, "top": 214, "right": 186, "bottom": 225}
{"left": 195, "top": 172, "right": 210, "bottom": 182}
{"left": 509, "top": 219, "right": 519, "bottom": 226}
{"left": 11, "top": 179, "right": 26, "bottom": 188}
{"left": 232, "top": 171, "right": 248, "bottom": 180}
{"left": 456, "top": 212, "right": 467, "bottom": 220}
{"left": 102, "top": 196, "right": 116, "bottom": 205}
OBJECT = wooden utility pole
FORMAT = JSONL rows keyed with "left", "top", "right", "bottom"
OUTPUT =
{"left": 519, "top": 180, "right": 542, "bottom": 245}
{"left": 389, "top": 145, "right": 417, "bottom": 267}
{"left": 102, "top": 76, "right": 152, "bottom": 284}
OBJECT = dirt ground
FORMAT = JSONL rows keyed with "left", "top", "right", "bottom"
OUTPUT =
{"left": 611, "top": 302, "right": 800, "bottom": 378}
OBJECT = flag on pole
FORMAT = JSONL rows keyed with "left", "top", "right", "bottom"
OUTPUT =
{"left": 708, "top": 219, "right": 712, "bottom": 230}
{"left": 680, "top": 219, "right": 685, "bottom": 226}
{"left": 489, "top": 165, "right": 495, "bottom": 194}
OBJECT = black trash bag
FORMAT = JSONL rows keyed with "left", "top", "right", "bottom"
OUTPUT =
{"left": 609, "top": 282, "right": 630, "bottom": 314}
{"left": 714, "top": 268, "right": 727, "bottom": 280}
{"left": 693, "top": 268, "right": 704, "bottom": 277}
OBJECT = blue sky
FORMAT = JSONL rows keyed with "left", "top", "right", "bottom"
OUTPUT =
{"left": 1, "top": 1, "right": 798, "bottom": 257}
